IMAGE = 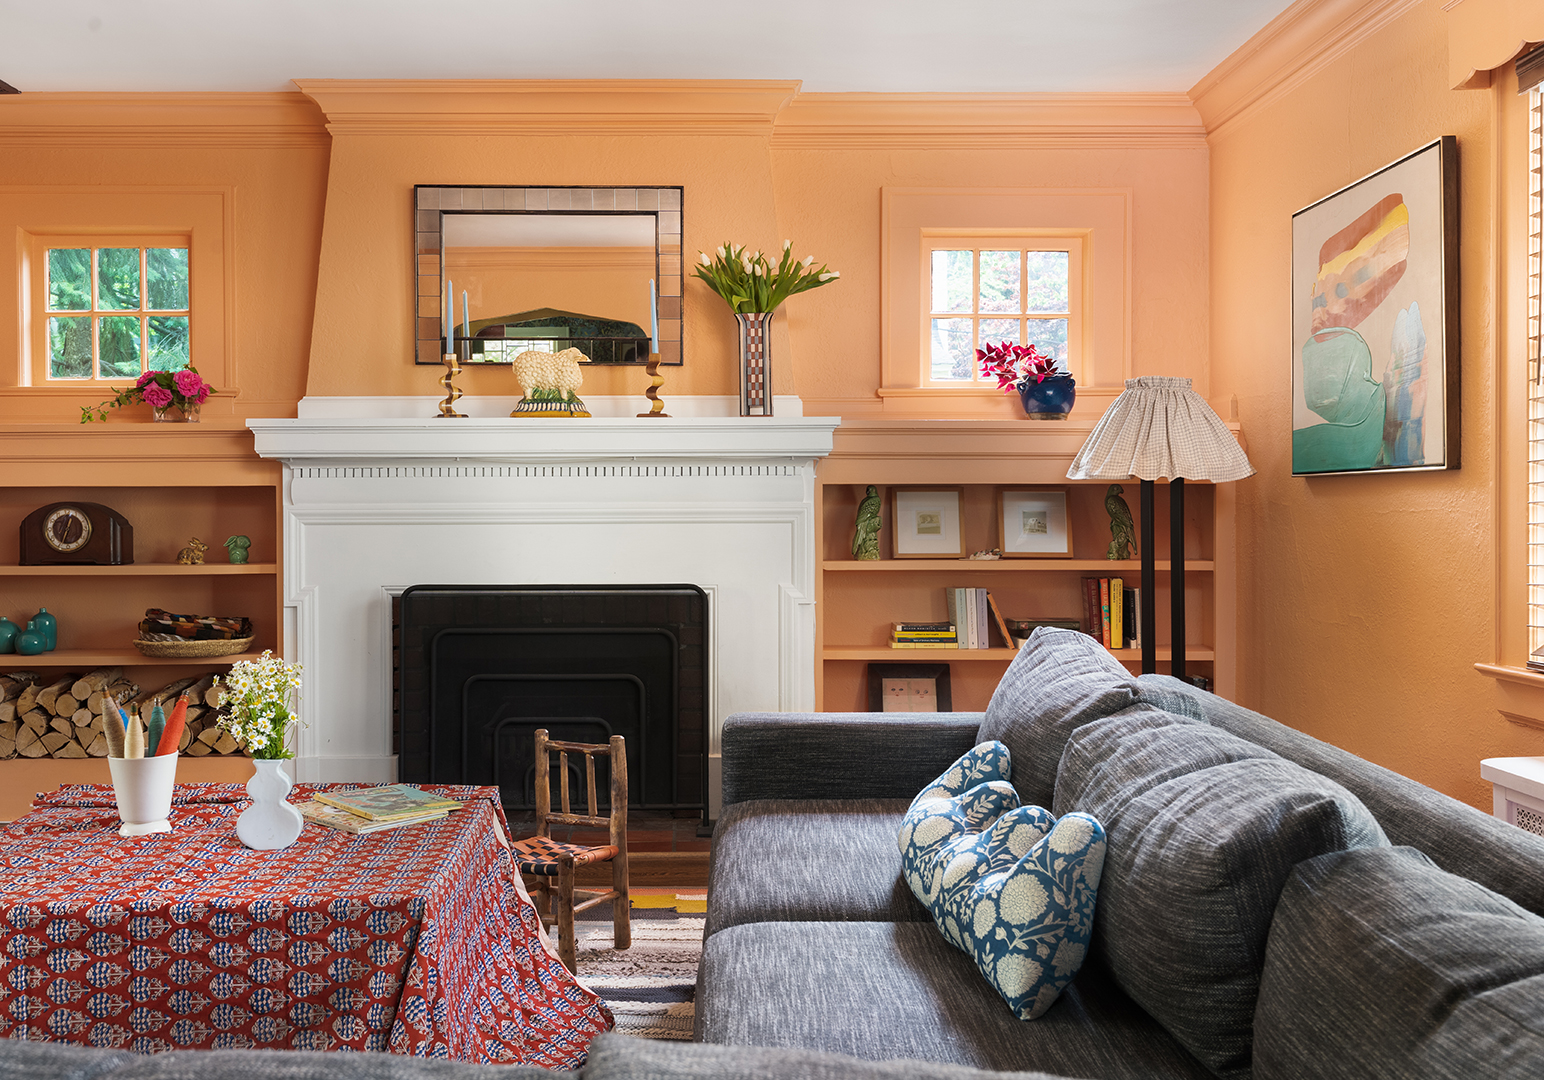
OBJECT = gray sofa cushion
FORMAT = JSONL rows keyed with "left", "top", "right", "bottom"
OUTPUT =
{"left": 979, "top": 628, "right": 1145, "bottom": 808}
{"left": 705, "top": 799, "right": 928, "bottom": 938}
{"left": 720, "top": 714, "right": 986, "bottom": 808}
{"left": 1253, "top": 846, "right": 1544, "bottom": 1080}
{"left": 695, "top": 920, "right": 1213, "bottom": 1080}
{"left": 1129, "top": 673, "right": 1544, "bottom": 916}
{"left": 0, "top": 1040, "right": 565, "bottom": 1079}
{"left": 583, "top": 1031, "right": 1093, "bottom": 1080}
{"left": 1053, "top": 709, "right": 1389, "bottom": 1080}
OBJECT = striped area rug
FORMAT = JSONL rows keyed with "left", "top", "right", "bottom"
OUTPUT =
{"left": 575, "top": 889, "right": 705, "bottom": 1041}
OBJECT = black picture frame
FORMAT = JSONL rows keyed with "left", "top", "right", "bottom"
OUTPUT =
{"left": 866, "top": 662, "right": 953, "bottom": 713}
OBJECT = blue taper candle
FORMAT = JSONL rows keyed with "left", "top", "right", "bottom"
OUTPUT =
{"left": 463, "top": 290, "right": 470, "bottom": 342}
{"left": 445, "top": 279, "right": 453, "bottom": 355}
{"left": 650, "top": 278, "right": 658, "bottom": 355}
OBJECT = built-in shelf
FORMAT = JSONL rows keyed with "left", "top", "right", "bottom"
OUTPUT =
{"left": 0, "top": 649, "right": 265, "bottom": 667}
{"left": 2, "top": 563, "right": 277, "bottom": 577}
{"left": 821, "top": 559, "right": 1215, "bottom": 573}
{"left": 823, "top": 646, "right": 1216, "bottom": 662}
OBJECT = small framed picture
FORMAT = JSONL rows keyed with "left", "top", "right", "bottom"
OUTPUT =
{"left": 892, "top": 487, "right": 964, "bottom": 558}
{"left": 867, "top": 662, "right": 953, "bottom": 713}
{"left": 998, "top": 487, "right": 1073, "bottom": 558}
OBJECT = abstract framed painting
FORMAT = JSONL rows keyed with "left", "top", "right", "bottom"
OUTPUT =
{"left": 1291, "top": 136, "right": 1460, "bottom": 476}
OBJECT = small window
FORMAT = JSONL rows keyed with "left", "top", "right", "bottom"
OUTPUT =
{"left": 43, "top": 244, "right": 189, "bottom": 380}
{"left": 922, "top": 237, "right": 1081, "bottom": 388}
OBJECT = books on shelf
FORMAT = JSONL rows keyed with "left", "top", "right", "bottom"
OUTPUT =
{"left": 298, "top": 799, "right": 449, "bottom": 835}
{"left": 943, "top": 588, "right": 1013, "bottom": 649}
{"left": 1081, "top": 577, "right": 1140, "bottom": 650}
{"left": 312, "top": 783, "right": 464, "bottom": 822}
{"left": 891, "top": 621, "right": 958, "bottom": 648}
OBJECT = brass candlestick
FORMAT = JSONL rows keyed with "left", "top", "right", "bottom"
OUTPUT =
{"left": 436, "top": 351, "right": 466, "bottom": 418}
{"left": 637, "top": 354, "right": 669, "bottom": 418}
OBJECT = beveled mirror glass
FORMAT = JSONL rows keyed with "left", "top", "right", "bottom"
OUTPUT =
{"left": 413, "top": 186, "right": 682, "bottom": 366}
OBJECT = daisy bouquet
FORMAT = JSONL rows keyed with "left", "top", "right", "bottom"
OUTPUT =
{"left": 217, "top": 650, "right": 304, "bottom": 759}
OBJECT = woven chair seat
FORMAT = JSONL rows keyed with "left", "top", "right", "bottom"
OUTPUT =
{"left": 512, "top": 835, "right": 621, "bottom": 877}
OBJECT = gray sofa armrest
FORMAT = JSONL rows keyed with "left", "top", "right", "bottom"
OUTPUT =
{"left": 720, "top": 711, "right": 984, "bottom": 808}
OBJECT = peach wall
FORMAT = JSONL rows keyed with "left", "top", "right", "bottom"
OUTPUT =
{"left": 0, "top": 94, "right": 329, "bottom": 422}
{"left": 1206, "top": 0, "right": 1543, "bottom": 810}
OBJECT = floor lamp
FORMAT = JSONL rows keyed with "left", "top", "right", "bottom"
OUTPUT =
{"left": 1066, "top": 377, "right": 1254, "bottom": 680}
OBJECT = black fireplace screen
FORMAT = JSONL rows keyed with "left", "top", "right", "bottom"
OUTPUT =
{"left": 395, "top": 584, "right": 707, "bottom": 816}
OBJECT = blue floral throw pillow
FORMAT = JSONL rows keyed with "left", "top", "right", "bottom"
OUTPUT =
{"left": 898, "top": 742, "right": 1107, "bottom": 1019}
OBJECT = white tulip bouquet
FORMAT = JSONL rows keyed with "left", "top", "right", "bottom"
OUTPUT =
{"left": 693, "top": 241, "right": 840, "bottom": 314}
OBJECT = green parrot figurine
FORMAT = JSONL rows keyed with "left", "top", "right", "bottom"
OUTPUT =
{"left": 852, "top": 485, "right": 882, "bottom": 561}
{"left": 1105, "top": 484, "right": 1137, "bottom": 561}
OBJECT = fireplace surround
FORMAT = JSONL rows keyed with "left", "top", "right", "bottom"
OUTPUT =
{"left": 249, "top": 408, "right": 839, "bottom": 818}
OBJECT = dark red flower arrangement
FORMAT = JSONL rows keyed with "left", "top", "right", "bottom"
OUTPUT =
{"left": 976, "top": 341, "right": 1069, "bottom": 394}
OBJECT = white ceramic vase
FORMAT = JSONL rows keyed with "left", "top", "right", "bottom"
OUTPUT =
{"left": 236, "top": 758, "right": 304, "bottom": 850}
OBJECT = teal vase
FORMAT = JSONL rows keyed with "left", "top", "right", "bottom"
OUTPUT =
{"left": 0, "top": 617, "right": 15, "bottom": 654}
{"left": 15, "top": 620, "right": 46, "bottom": 656}
{"left": 30, "top": 608, "right": 56, "bottom": 651}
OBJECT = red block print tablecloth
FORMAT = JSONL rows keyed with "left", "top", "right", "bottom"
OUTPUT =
{"left": 0, "top": 783, "right": 611, "bottom": 1067}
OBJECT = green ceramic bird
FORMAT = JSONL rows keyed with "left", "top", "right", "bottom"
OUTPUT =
{"left": 852, "top": 485, "right": 882, "bottom": 560}
{"left": 1106, "top": 484, "right": 1136, "bottom": 561}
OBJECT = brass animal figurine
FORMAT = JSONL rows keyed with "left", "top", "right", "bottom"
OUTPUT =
{"left": 177, "top": 537, "right": 209, "bottom": 565}
{"left": 1105, "top": 484, "right": 1137, "bottom": 561}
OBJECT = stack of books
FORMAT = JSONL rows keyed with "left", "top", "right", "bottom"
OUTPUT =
{"left": 945, "top": 588, "right": 1014, "bottom": 650}
{"left": 1081, "top": 577, "right": 1141, "bottom": 650}
{"left": 891, "top": 622, "right": 958, "bottom": 648}
{"left": 298, "top": 783, "right": 464, "bottom": 835}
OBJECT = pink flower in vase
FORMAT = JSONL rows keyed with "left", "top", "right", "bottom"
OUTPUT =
{"left": 136, "top": 371, "right": 159, "bottom": 389}
{"left": 142, "top": 384, "right": 174, "bottom": 409}
{"left": 173, "top": 368, "right": 204, "bottom": 398}
{"left": 195, "top": 385, "right": 211, "bottom": 404}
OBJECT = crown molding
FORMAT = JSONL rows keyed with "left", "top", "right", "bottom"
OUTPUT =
{"left": 1445, "top": 0, "right": 1544, "bottom": 90}
{"left": 0, "top": 91, "right": 328, "bottom": 147}
{"left": 293, "top": 79, "right": 802, "bottom": 137}
{"left": 771, "top": 92, "right": 1206, "bottom": 149}
{"left": 1188, "top": 0, "right": 1425, "bottom": 139}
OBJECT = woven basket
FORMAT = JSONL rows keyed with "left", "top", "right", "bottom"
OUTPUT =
{"left": 132, "top": 636, "right": 255, "bottom": 659}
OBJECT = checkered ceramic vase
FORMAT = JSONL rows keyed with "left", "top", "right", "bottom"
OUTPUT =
{"left": 734, "top": 311, "right": 774, "bottom": 416}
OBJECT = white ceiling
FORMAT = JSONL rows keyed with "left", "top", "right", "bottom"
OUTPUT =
{"left": 0, "top": 0, "right": 1292, "bottom": 94}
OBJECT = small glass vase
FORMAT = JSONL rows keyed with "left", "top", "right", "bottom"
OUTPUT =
{"left": 236, "top": 758, "right": 304, "bottom": 850}
{"left": 734, "top": 311, "right": 774, "bottom": 417}
{"left": 152, "top": 402, "right": 202, "bottom": 423}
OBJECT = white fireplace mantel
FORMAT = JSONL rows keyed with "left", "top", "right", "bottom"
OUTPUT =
{"left": 249, "top": 411, "right": 840, "bottom": 818}
{"left": 248, "top": 415, "right": 840, "bottom": 464}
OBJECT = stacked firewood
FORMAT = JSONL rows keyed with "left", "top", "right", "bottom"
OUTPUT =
{"left": 0, "top": 669, "right": 243, "bottom": 759}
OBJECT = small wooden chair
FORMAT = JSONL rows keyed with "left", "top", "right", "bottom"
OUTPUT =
{"left": 510, "top": 730, "right": 630, "bottom": 972}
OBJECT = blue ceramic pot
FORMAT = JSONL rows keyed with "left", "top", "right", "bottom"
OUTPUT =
{"left": 15, "top": 620, "right": 45, "bottom": 656}
{"left": 0, "top": 617, "right": 15, "bottom": 654}
{"left": 1018, "top": 376, "right": 1076, "bottom": 420}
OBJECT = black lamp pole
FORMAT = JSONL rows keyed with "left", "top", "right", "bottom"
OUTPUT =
{"left": 1171, "top": 477, "right": 1185, "bottom": 682}
{"left": 1140, "top": 480, "right": 1156, "bottom": 674}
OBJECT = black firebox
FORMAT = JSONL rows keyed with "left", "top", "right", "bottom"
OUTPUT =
{"left": 395, "top": 584, "right": 707, "bottom": 819}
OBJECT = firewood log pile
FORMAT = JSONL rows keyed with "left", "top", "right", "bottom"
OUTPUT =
{"left": 0, "top": 669, "right": 243, "bottom": 759}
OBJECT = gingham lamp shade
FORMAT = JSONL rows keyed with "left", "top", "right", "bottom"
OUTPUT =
{"left": 1066, "top": 377, "right": 1255, "bottom": 482}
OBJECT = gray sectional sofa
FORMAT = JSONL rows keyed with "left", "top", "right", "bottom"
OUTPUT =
{"left": 9, "top": 627, "right": 1544, "bottom": 1080}
{"left": 696, "top": 628, "right": 1544, "bottom": 1079}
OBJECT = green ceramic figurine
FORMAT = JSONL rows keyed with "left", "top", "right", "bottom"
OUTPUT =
{"left": 225, "top": 535, "right": 251, "bottom": 564}
{"left": 852, "top": 485, "right": 882, "bottom": 561}
{"left": 1105, "top": 484, "right": 1137, "bottom": 561}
